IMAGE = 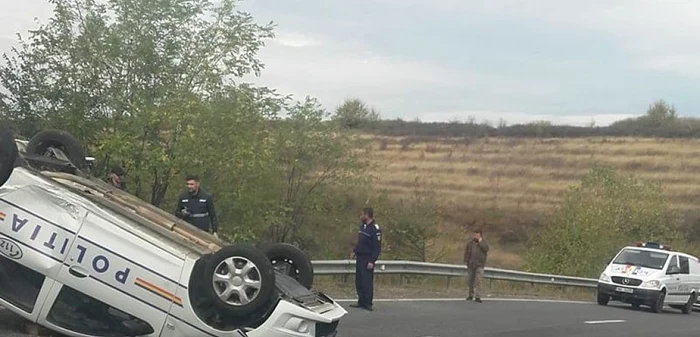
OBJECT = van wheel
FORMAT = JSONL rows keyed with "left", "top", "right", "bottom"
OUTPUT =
{"left": 203, "top": 244, "right": 276, "bottom": 319}
{"left": 26, "top": 130, "right": 87, "bottom": 169}
{"left": 259, "top": 242, "right": 314, "bottom": 289}
{"left": 0, "top": 127, "right": 18, "bottom": 186}
{"left": 596, "top": 292, "right": 609, "bottom": 306}
{"left": 651, "top": 290, "right": 665, "bottom": 313}
{"left": 681, "top": 292, "right": 697, "bottom": 314}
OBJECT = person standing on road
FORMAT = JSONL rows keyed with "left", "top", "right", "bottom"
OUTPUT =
{"left": 350, "top": 207, "right": 382, "bottom": 311}
{"left": 464, "top": 228, "right": 489, "bottom": 303}
{"left": 175, "top": 174, "right": 218, "bottom": 237}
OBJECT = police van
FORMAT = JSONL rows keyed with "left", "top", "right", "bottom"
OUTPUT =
{"left": 596, "top": 241, "right": 700, "bottom": 313}
{"left": 0, "top": 127, "right": 345, "bottom": 337}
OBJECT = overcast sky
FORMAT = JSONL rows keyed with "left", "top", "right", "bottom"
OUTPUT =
{"left": 3, "top": 1, "right": 700, "bottom": 126}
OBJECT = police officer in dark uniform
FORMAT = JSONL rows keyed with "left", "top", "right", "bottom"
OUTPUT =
{"left": 175, "top": 175, "right": 218, "bottom": 237}
{"left": 350, "top": 207, "right": 382, "bottom": 311}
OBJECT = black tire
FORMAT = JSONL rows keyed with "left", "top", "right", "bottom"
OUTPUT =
{"left": 681, "top": 292, "right": 697, "bottom": 314}
{"left": 26, "top": 130, "right": 87, "bottom": 169}
{"left": 259, "top": 242, "right": 314, "bottom": 289}
{"left": 597, "top": 291, "right": 609, "bottom": 306}
{"left": 0, "top": 127, "right": 18, "bottom": 186}
{"left": 651, "top": 290, "right": 665, "bottom": 313}
{"left": 202, "top": 244, "right": 276, "bottom": 319}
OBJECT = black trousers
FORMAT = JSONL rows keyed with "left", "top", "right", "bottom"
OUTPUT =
{"left": 355, "top": 255, "right": 375, "bottom": 307}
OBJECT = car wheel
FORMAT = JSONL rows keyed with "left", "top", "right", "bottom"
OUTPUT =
{"left": 203, "top": 244, "right": 276, "bottom": 319}
{"left": 596, "top": 292, "right": 609, "bottom": 306}
{"left": 651, "top": 290, "right": 665, "bottom": 313}
{"left": 681, "top": 292, "right": 697, "bottom": 314}
{"left": 0, "top": 127, "right": 18, "bottom": 186}
{"left": 259, "top": 242, "right": 314, "bottom": 289}
{"left": 26, "top": 129, "right": 87, "bottom": 169}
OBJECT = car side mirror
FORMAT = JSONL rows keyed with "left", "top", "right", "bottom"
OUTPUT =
{"left": 667, "top": 265, "right": 681, "bottom": 275}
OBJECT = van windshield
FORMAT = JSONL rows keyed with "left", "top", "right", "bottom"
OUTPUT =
{"left": 612, "top": 249, "right": 669, "bottom": 270}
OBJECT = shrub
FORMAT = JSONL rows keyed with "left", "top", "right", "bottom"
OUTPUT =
{"left": 523, "top": 166, "right": 681, "bottom": 278}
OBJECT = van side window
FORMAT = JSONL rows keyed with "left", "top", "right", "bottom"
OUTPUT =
{"left": 46, "top": 285, "right": 154, "bottom": 337}
{"left": 0, "top": 255, "right": 46, "bottom": 313}
{"left": 666, "top": 255, "right": 679, "bottom": 274}
{"left": 679, "top": 256, "right": 690, "bottom": 274}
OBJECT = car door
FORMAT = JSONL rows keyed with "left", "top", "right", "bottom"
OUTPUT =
{"left": 664, "top": 254, "right": 682, "bottom": 303}
{"left": 675, "top": 255, "right": 692, "bottom": 303}
{"left": 37, "top": 210, "right": 187, "bottom": 337}
{"left": 0, "top": 183, "right": 87, "bottom": 323}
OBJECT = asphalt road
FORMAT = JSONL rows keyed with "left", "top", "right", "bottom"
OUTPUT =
{"left": 0, "top": 307, "right": 41, "bottom": 337}
{"left": 334, "top": 298, "right": 700, "bottom": 337}
{"left": 3, "top": 299, "right": 700, "bottom": 337}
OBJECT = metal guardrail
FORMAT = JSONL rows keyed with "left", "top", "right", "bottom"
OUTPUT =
{"left": 311, "top": 260, "right": 598, "bottom": 289}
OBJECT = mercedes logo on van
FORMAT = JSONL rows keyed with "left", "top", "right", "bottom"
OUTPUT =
{"left": 0, "top": 238, "right": 23, "bottom": 260}
{"left": 622, "top": 278, "right": 630, "bottom": 285}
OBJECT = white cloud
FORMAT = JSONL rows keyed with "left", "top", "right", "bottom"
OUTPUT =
{"left": 273, "top": 32, "right": 321, "bottom": 48}
{"left": 2, "top": 0, "right": 696, "bottom": 125}
{"left": 0, "top": 0, "right": 54, "bottom": 56}
{"left": 379, "top": 0, "right": 700, "bottom": 76}
{"left": 246, "top": 34, "right": 576, "bottom": 119}
{"left": 246, "top": 34, "right": 470, "bottom": 111}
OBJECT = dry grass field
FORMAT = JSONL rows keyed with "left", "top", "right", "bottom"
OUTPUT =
{"left": 364, "top": 135, "right": 700, "bottom": 270}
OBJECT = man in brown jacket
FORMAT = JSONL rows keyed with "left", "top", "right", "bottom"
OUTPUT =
{"left": 463, "top": 228, "right": 489, "bottom": 302}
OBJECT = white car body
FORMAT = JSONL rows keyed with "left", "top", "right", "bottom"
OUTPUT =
{"left": 596, "top": 244, "right": 700, "bottom": 312}
{"left": 0, "top": 165, "right": 346, "bottom": 336}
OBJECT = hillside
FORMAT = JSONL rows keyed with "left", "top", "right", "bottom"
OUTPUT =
{"left": 365, "top": 135, "right": 700, "bottom": 269}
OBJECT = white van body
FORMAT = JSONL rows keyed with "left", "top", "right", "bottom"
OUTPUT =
{"left": 597, "top": 243, "right": 700, "bottom": 313}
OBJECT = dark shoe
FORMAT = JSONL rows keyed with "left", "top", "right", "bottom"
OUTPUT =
{"left": 349, "top": 303, "right": 363, "bottom": 308}
{"left": 466, "top": 296, "right": 473, "bottom": 301}
{"left": 363, "top": 305, "right": 374, "bottom": 311}
{"left": 474, "top": 297, "right": 482, "bottom": 303}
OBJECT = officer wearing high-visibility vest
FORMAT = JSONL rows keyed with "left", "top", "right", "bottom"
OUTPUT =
{"left": 175, "top": 175, "right": 218, "bottom": 237}
{"left": 350, "top": 207, "right": 382, "bottom": 311}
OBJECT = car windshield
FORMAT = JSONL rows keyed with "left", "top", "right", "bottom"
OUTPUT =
{"left": 612, "top": 248, "right": 669, "bottom": 270}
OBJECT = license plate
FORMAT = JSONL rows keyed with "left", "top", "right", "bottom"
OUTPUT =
{"left": 615, "top": 287, "right": 633, "bottom": 293}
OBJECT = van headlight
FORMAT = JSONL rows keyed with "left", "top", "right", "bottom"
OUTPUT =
{"left": 599, "top": 272, "right": 611, "bottom": 282}
{"left": 641, "top": 280, "right": 660, "bottom": 288}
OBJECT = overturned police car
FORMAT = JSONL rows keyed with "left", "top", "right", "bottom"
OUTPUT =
{"left": 0, "top": 127, "right": 345, "bottom": 337}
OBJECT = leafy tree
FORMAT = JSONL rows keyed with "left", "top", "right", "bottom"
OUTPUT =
{"left": 645, "top": 99, "right": 677, "bottom": 126}
{"left": 332, "top": 98, "right": 380, "bottom": 129}
{"left": 259, "top": 97, "right": 371, "bottom": 248}
{"left": 0, "top": 0, "right": 276, "bottom": 206}
{"left": 523, "top": 166, "right": 681, "bottom": 278}
{"left": 373, "top": 185, "right": 445, "bottom": 262}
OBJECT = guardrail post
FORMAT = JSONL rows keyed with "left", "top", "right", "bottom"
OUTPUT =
{"left": 446, "top": 276, "right": 452, "bottom": 289}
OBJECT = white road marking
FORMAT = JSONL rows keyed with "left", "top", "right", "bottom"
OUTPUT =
{"left": 334, "top": 298, "right": 592, "bottom": 304}
{"left": 584, "top": 320, "right": 626, "bottom": 324}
